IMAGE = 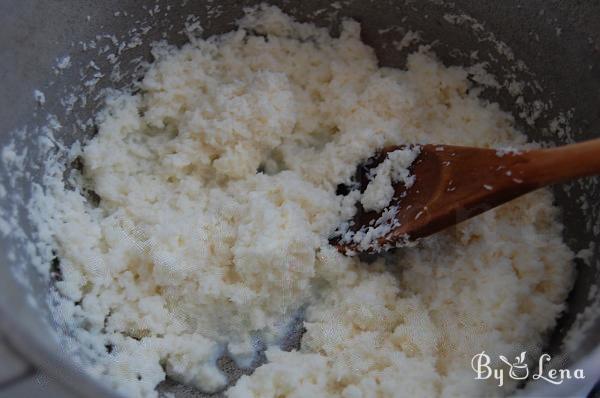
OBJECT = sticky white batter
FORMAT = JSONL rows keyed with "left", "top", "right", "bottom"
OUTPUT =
{"left": 35, "top": 6, "right": 574, "bottom": 398}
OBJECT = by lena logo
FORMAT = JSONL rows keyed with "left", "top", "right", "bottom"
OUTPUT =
{"left": 471, "top": 351, "right": 585, "bottom": 387}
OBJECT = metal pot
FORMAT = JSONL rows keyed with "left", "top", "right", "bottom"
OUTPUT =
{"left": 0, "top": 1, "right": 598, "bottom": 397}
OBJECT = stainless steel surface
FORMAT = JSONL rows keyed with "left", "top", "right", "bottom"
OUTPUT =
{"left": 0, "top": 337, "right": 30, "bottom": 386}
{"left": 0, "top": 370, "right": 78, "bottom": 398}
{"left": 0, "top": 1, "right": 598, "bottom": 397}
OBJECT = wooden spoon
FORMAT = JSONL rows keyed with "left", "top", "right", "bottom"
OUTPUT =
{"left": 331, "top": 139, "right": 600, "bottom": 254}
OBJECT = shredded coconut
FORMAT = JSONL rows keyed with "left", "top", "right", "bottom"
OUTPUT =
{"left": 360, "top": 146, "right": 420, "bottom": 212}
{"left": 56, "top": 55, "right": 71, "bottom": 70}
{"left": 33, "top": 90, "right": 46, "bottom": 105}
{"left": 25, "top": 6, "right": 575, "bottom": 398}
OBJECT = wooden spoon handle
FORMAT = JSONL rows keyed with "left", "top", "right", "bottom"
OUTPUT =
{"left": 523, "top": 138, "right": 600, "bottom": 187}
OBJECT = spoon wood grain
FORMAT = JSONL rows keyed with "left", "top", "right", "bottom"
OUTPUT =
{"left": 332, "top": 138, "right": 600, "bottom": 254}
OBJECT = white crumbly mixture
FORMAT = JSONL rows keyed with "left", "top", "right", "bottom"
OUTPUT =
{"left": 360, "top": 146, "right": 420, "bottom": 212}
{"left": 36, "top": 6, "right": 575, "bottom": 398}
{"left": 337, "top": 146, "right": 421, "bottom": 253}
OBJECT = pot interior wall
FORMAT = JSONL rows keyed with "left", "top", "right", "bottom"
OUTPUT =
{"left": 0, "top": 1, "right": 598, "bottom": 397}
